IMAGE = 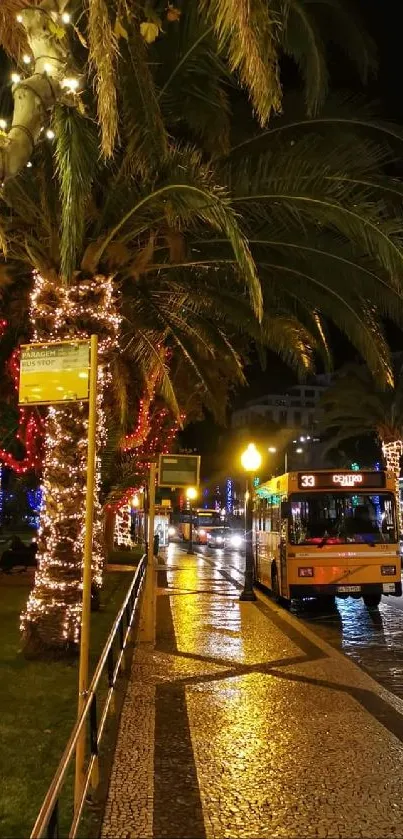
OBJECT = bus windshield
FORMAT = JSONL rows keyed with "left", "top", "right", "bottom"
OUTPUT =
{"left": 288, "top": 492, "right": 396, "bottom": 545}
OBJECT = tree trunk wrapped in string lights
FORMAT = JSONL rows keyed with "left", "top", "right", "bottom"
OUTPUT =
{"left": 22, "top": 270, "right": 120, "bottom": 655}
{"left": 382, "top": 440, "right": 403, "bottom": 535}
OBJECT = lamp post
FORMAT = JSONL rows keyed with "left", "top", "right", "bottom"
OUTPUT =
{"left": 240, "top": 443, "right": 261, "bottom": 601}
{"left": 186, "top": 486, "right": 197, "bottom": 554}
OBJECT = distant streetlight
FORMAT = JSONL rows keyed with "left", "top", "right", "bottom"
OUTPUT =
{"left": 268, "top": 445, "right": 288, "bottom": 473}
{"left": 186, "top": 486, "right": 197, "bottom": 554}
{"left": 240, "top": 444, "right": 261, "bottom": 601}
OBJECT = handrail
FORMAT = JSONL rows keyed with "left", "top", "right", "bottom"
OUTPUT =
{"left": 30, "top": 554, "right": 147, "bottom": 839}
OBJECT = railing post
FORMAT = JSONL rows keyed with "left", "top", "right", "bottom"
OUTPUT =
{"left": 90, "top": 695, "right": 99, "bottom": 792}
{"left": 119, "top": 618, "right": 126, "bottom": 672}
{"left": 46, "top": 800, "right": 59, "bottom": 839}
{"left": 107, "top": 647, "right": 116, "bottom": 715}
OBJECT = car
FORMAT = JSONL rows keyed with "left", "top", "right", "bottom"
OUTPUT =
{"left": 206, "top": 527, "right": 244, "bottom": 550}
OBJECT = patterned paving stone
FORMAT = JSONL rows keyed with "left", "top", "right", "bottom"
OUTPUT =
{"left": 102, "top": 547, "right": 403, "bottom": 839}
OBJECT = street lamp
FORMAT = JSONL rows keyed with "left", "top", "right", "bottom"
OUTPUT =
{"left": 240, "top": 443, "right": 261, "bottom": 601}
{"left": 186, "top": 486, "right": 197, "bottom": 554}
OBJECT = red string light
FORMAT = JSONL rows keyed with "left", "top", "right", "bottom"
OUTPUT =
{"left": 0, "top": 347, "right": 43, "bottom": 474}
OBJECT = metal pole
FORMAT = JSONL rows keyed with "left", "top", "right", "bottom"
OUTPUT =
{"left": 240, "top": 475, "right": 257, "bottom": 601}
{"left": 74, "top": 334, "right": 98, "bottom": 811}
{"left": 284, "top": 451, "right": 288, "bottom": 473}
{"left": 148, "top": 462, "right": 156, "bottom": 566}
{"left": 139, "top": 462, "right": 157, "bottom": 644}
{"left": 187, "top": 501, "right": 193, "bottom": 554}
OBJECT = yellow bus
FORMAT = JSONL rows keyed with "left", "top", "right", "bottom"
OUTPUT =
{"left": 254, "top": 469, "right": 401, "bottom": 608}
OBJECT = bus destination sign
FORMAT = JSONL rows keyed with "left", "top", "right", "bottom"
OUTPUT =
{"left": 297, "top": 471, "right": 386, "bottom": 490}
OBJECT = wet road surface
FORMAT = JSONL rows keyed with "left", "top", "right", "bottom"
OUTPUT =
{"left": 189, "top": 543, "right": 403, "bottom": 702}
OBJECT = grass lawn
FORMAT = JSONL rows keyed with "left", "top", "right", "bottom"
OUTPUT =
{"left": 107, "top": 545, "right": 144, "bottom": 566}
{"left": 0, "top": 564, "right": 138, "bottom": 838}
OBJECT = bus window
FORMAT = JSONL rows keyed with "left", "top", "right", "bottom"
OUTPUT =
{"left": 289, "top": 492, "right": 397, "bottom": 545}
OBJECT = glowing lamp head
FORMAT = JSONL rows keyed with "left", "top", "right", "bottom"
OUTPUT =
{"left": 131, "top": 494, "right": 140, "bottom": 508}
{"left": 186, "top": 486, "right": 197, "bottom": 502}
{"left": 241, "top": 443, "right": 261, "bottom": 473}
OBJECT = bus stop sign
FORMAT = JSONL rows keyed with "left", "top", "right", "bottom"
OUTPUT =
{"left": 158, "top": 454, "right": 200, "bottom": 488}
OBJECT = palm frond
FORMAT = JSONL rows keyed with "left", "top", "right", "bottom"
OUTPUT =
{"left": 87, "top": 0, "right": 118, "bottom": 157}
{"left": 53, "top": 105, "right": 99, "bottom": 280}
{"left": 199, "top": 0, "right": 282, "bottom": 124}
{"left": 280, "top": 0, "right": 376, "bottom": 115}
{"left": 156, "top": 5, "right": 231, "bottom": 155}
{"left": 0, "top": 0, "right": 30, "bottom": 60}
{"left": 118, "top": 24, "right": 169, "bottom": 178}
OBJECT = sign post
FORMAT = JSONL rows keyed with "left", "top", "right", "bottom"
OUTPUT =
{"left": 139, "top": 462, "right": 157, "bottom": 644}
{"left": 18, "top": 335, "right": 98, "bottom": 812}
{"left": 74, "top": 334, "right": 98, "bottom": 810}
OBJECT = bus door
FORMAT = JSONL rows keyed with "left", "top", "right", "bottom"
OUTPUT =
{"left": 279, "top": 502, "right": 289, "bottom": 596}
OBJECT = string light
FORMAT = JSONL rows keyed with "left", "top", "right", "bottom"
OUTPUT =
{"left": 0, "top": 342, "right": 43, "bottom": 475}
{"left": 0, "top": 119, "right": 7, "bottom": 130}
{"left": 11, "top": 73, "right": 21, "bottom": 84}
{"left": 23, "top": 54, "right": 32, "bottom": 65}
{"left": 21, "top": 272, "right": 121, "bottom": 649}
{"left": 46, "top": 129, "right": 55, "bottom": 140}
{"left": 382, "top": 441, "right": 403, "bottom": 533}
{"left": 61, "top": 12, "right": 71, "bottom": 23}
{"left": 61, "top": 77, "right": 79, "bottom": 92}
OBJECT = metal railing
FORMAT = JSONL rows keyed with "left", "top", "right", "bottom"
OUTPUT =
{"left": 30, "top": 554, "right": 147, "bottom": 839}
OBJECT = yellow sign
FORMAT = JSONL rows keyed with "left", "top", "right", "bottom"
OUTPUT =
{"left": 19, "top": 341, "right": 91, "bottom": 405}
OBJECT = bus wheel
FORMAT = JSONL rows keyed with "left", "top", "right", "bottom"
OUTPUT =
{"left": 319, "top": 595, "right": 336, "bottom": 610}
{"left": 363, "top": 593, "right": 381, "bottom": 609}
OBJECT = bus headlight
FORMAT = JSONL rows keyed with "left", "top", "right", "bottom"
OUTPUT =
{"left": 168, "top": 526, "right": 176, "bottom": 536}
{"left": 230, "top": 535, "right": 243, "bottom": 549}
{"left": 298, "top": 567, "right": 314, "bottom": 577}
{"left": 381, "top": 565, "right": 396, "bottom": 575}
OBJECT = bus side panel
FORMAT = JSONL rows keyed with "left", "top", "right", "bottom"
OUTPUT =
{"left": 255, "top": 530, "right": 280, "bottom": 589}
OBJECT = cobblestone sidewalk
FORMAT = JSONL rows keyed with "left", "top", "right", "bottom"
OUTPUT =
{"left": 102, "top": 547, "right": 403, "bottom": 839}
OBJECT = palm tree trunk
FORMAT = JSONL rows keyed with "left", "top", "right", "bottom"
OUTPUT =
{"left": 22, "top": 270, "right": 119, "bottom": 656}
{"left": 382, "top": 440, "right": 403, "bottom": 536}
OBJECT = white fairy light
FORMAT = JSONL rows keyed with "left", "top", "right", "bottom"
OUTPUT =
{"left": 21, "top": 272, "right": 121, "bottom": 647}
{"left": 61, "top": 77, "right": 79, "bottom": 92}
{"left": 46, "top": 129, "right": 55, "bottom": 140}
{"left": 11, "top": 73, "right": 21, "bottom": 85}
{"left": 26, "top": 161, "right": 33, "bottom": 168}
{"left": 16, "top": 14, "right": 23, "bottom": 22}
{"left": 61, "top": 12, "right": 71, "bottom": 23}
{"left": 23, "top": 54, "right": 32, "bottom": 65}
{"left": 0, "top": 119, "right": 7, "bottom": 130}
{"left": 44, "top": 63, "right": 52, "bottom": 74}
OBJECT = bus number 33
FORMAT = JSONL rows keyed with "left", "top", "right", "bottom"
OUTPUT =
{"left": 301, "top": 475, "right": 316, "bottom": 487}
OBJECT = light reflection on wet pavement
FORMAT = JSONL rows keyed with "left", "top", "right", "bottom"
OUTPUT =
{"left": 294, "top": 593, "right": 403, "bottom": 700}
{"left": 194, "top": 545, "right": 403, "bottom": 701}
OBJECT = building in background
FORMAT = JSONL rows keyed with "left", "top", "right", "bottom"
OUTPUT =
{"left": 231, "top": 374, "right": 331, "bottom": 434}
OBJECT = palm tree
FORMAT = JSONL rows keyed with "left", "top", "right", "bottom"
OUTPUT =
{"left": 1, "top": 0, "right": 403, "bottom": 654}
{"left": 320, "top": 359, "right": 403, "bottom": 531}
{"left": 0, "top": 0, "right": 378, "bottom": 181}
